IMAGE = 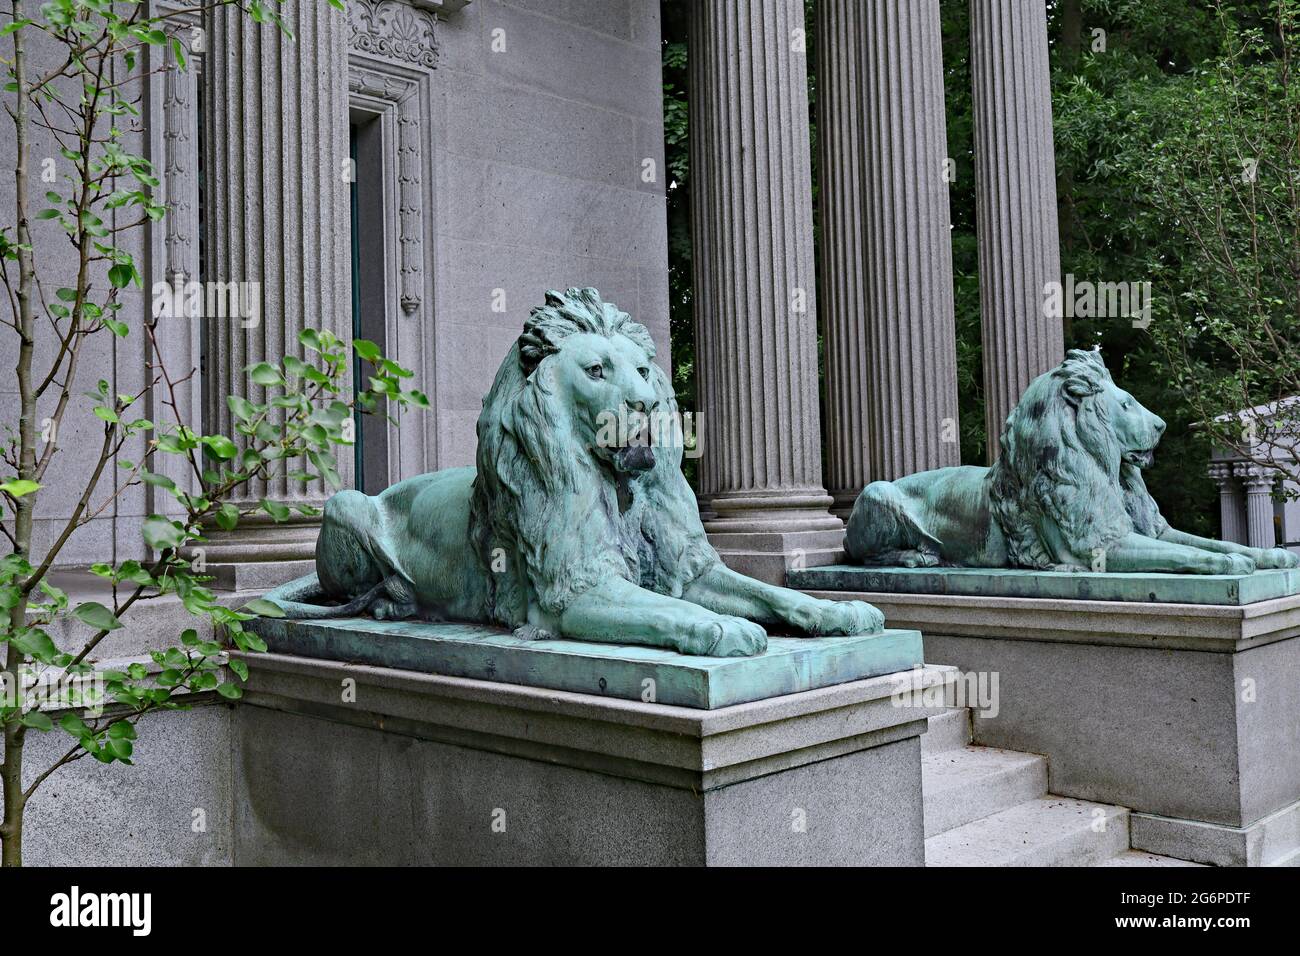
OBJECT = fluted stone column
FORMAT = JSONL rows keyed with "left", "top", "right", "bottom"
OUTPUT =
{"left": 1238, "top": 464, "right": 1279, "bottom": 549}
{"left": 817, "top": 0, "right": 870, "bottom": 517}
{"left": 851, "top": 0, "right": 962, "bottom": 482}
{"left": 200, "top": 1, "right": 353, "bottom": 581}
{"left": 1208, "top": 462, "right": 1247, "bottom": 545}
{"left": 970, "top": 0, "right": 1065, "bottom": 457}
{"left": 689, "top": 0, "right": 841, "bottom": 581}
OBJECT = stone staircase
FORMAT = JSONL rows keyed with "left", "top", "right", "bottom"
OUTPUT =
{"left": 921, "top": 708, "right": 1202, "bottom": 867}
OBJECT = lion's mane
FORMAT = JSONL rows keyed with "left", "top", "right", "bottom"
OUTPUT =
{"left": 468, "top": 288, "right": 719, "bottom": 628}
{"left": 988, "top": 348, "right": 1166, "bottom": 569}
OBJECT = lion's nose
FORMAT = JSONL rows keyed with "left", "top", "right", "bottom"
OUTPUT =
{"left": 628, "top": 398, "right": 660, "bottom": 414}
{"left": 1154, "top": 416, "right": 1166, "bottom": 435}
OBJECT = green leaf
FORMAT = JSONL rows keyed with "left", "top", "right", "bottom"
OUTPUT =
{"left": 19, "top": 711, "right": 53, "bottom": 732}
{"left": 216, "top": 682, "right": 243, "bottom": 700}
{"left": 108, "top": 264, "right": 134, "bottom": 289}
{"left": 227, "top": 395, "right": 258, "bottom": 422}
{"left": 59, "top": 712, "right": 90, "bottom": 737}
{"left": 201, "top": 435, "right": 238, "bottom": 460}
{"left": 242, "top": 597, "right": 285, "bottom": 618}
{"left": 73, "top": 601, "right": 124, "bottom": 631}
{"left": 353, "top": 338, "right": 381, "bottom": 362}
{"left": 260, "top": 498, "right": 292, "bottom": 521}
{"left": 12, "top": 629, "right": 59, "bottom": 660}
{"left": 228, "top": 659, "right": 249, "bottom": 681}
{"left": 247, "top": 362, "right": 284, "bottom": 387}
{"left": 170, "top": 37, "right": 187, "bottom": 72}
{"left": 142, "top": 514, "right": 188, "bottom": 551}
{"left": 107, "top": 721, "right": 137, "bottom": 740}
{"left": 0, "top": 479, "right": 41, "bottom": 498}
{"left": 215, "top": 502, "right": 240, "bottom": 532}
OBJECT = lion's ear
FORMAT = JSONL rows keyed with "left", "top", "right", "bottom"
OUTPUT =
{"left": 1062, "top": 375, "right": 1102, "bottom": 403}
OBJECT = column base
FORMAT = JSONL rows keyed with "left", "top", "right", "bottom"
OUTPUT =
{"left": 702, "top": 489, "right": 842, "bottom": 534}
{"left": 1132, "top": 800, "right": 1300, "bottom": 868}
{"left": 707, "top": 528, "right": 847, "bottom": 586}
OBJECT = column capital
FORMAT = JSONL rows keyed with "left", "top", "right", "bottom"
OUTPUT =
{"left": 1207, "top": 461, "right": 1239, "bottom": 486}
{"left": 1235, "top": 462, "right": 1280, "bottom": 491}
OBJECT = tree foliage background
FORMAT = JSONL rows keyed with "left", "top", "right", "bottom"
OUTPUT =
{"left": 662, "top": 0, "right": 1300, "bottom": 537}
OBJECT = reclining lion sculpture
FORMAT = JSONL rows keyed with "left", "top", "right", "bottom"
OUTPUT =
{"left": 266, "top": 288, "right": 883, "bottom": 657}
{"left": 846, "top": 348, "right": 1298, "bottom": 574}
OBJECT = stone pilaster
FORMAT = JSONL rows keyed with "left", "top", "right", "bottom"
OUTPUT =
{"left": 970, "top": 0, "right": 1065, "bottom": 455}
{"left": 1237, "top": 464, "right": 1279, "bottom": 549}
{"left": 688, "top": 0, "right": 841, "bottom": 581}
{"left": 852, "top": 0, "right": 961, "bottom": 481}
{"left": 200, "top": 0, "right": 353, "bottom": 582}
{"left": 1207, "top": 462, "right": 1247, "bottom": 545}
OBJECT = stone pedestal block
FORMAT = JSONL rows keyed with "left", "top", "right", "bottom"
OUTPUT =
{"left": 230, "top": 652, "right": 952, "bottom": 865}
{"left": 800, "top": 570, "right": 1300, "bottom": 866}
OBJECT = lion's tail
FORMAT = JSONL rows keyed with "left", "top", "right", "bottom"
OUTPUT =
{"left": 845, "top": 481, "right": 944, "bottom": 566}
{"left": 262, "top": 572, "right": 386, "bottom": 620}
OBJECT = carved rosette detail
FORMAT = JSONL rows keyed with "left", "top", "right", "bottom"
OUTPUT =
{"left": 395, "top": 101, "right": 423, "bottom": 315}
{"left": 348, "top": 0, "right": 439, "bottom": 68}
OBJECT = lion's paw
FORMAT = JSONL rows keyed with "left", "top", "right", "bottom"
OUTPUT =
{"left": 1211, "top": 553, "right": 1256, "bottom": 575}
{"left": 803, "top": 599, "right": 885, "bottom": 636}
{"left": 1255, "top": 548, "right": 1299, "bottom": 570}
{"left": 686, "top": 616, "right": 767, "bottom": 657}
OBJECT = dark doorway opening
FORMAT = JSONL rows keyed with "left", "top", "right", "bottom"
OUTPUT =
{"left": 349, "top": 118, "right": 390, "bottom": 495}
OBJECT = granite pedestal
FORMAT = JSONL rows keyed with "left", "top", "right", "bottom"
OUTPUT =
{"left": 234, "top": 618, "right": 946, "bottom": 866}
{"left": 792, "top": 565, "right": 1300, "bottom": 867}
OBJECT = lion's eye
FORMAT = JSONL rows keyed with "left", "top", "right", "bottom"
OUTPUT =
{"left": 586, "top": 364, "right": 604, "bottom": 380}
{"left": 638, "top": 367, "right": 650, "bottom": 381}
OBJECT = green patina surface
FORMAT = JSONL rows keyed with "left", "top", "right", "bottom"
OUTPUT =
{"left": 246, "top": 616, "right": 923, "bottom": 710}
{"left": 789, "top": 565, "right": 1300, "bottom": 606}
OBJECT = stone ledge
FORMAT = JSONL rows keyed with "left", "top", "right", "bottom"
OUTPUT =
{"left": 791, "top": 565, "right": 1300, "bottom": 606}
{"left": 246, "top": 615, "right": 924, "bottom": 709}
{"left": 803, "top": 588, "right": 1300, "bottom": 652}
{"left": 234, "top": 650, "right": 955, "bottom": 791}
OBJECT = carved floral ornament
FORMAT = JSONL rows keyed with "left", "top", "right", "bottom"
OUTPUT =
{"left": 348, "top": 0, "right": 442, "bottom": 69}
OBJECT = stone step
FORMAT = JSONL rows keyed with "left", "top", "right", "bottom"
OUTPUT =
{"left": 921, "top": 708, "right": 971, "bottom": 755}
{"left": 1269, "top": 847, "right": 1300, "bottom": 867}
{"left": 922, "top": 745, "right": 1048, "bottom": 836}
{"left": 926, "top": 797, "right": 1130, "bottom": 866}
{"left": 1098, "top": 850, "right": 1205, "bottom": 867}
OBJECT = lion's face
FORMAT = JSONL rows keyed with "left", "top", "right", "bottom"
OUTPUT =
{"left": 1101, "top": 379, "right": 1165, "bottom": 468}
{"left": 550, "top": 331, "right": 660, "bottom": 474}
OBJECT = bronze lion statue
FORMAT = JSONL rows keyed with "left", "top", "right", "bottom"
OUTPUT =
{"left": 845, "top": 348, "right": 1298, "bottom": 574}
{"left": 267, "top": 288, "right": 883, "bottom": 656}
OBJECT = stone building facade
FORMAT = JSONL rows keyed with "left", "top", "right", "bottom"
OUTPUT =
{"left": 4, "top": 0, "right": 1100, "bottom": 865}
